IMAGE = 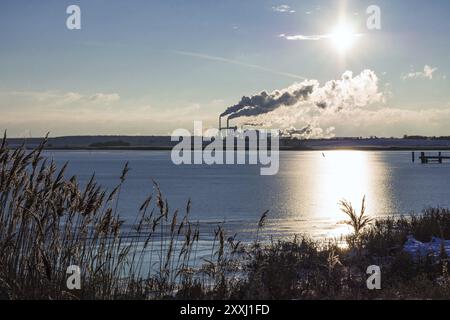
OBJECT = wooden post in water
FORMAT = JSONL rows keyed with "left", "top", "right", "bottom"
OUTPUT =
{"left": 415, "top": 151, "right": 449, "bottom": 164}
{"left": 412, "top": 152, "right": 415, "bottom": 163}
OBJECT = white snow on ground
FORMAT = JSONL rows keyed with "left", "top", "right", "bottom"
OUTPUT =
{"left": 403, "top": 236, "right": 450, "bottom": 259}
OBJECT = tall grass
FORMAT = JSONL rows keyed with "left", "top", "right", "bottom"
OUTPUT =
{"left": 0, "top": 133, "right": 216, "bottom": 299}
{"left": 1, "top": 133, "right": 450, "bottom": 300}
{"left": 339, "top": 196, "right": 373, "bottom": 236}
{"left": 339, "top": 196, "right": 373, "bottom": 249}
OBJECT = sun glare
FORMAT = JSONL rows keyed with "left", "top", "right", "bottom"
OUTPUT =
{"left": 330, "top": 23, "right": 358, "bottom": 54}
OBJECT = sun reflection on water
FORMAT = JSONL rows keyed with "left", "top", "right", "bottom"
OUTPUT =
{"left": 284, "top": 150, "right": 391, "bottom": 239}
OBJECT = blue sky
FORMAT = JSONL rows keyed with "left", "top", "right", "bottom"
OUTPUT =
{"left": 1, "top": 0, "right": 450, "bottom": 137}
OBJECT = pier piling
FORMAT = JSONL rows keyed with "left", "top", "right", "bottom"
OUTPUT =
{"left": 416, "top": 151, "right": 450, "bottom": 164}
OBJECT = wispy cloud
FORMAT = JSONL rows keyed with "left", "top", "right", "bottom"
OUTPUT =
{"left": 172, "top": 50, "right": 307, "bottom": 80}
{"left": 402, "top": 65, "right": 438, "bottom": 80}
{"left": 89, "top": 93, "right": 121, "bottom": 103}
{"left": 0, "top": 90, "right": 120, "bottom": 108}
{"left": 272, "top": 5, "right": 295, "bottom": 13}
{"left": 279, "top": 32, "right": 363, "bottom": 41}
{"left": 279, "top": 33, "right": 331, "bottom": 41}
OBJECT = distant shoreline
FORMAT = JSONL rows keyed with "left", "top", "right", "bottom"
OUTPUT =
{"left": 33, "top": 146, "right": 450, "bottom": 152}
{"left": 6, "top": 135, "right": 450, "bottom": 152}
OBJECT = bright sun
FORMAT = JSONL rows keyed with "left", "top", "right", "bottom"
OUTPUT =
{"left": 330, "top": 23, "right": 358, "bottom": 54}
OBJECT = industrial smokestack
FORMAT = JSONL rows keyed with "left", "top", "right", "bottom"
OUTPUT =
{"left": 219, "top": 116, "right": 222, "bottom": 130}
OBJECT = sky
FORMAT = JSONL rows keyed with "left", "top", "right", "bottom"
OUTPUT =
{"left": 1, "top": 0, "right": 450, "bottom": 137}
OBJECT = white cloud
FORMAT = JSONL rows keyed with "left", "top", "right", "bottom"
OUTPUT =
{"left": 272, "top": 5, "right": 295, "bottom": 13}
{"left": 402, "top": 65, "right": 438, "bottom": 80}
{"left": 89, "top": 93, "right": 121, "bottom": 103}
{"left": 279, "top": 32, "right": 363, "bottom": 41}
{"left": 279, "top": 33, "right": 330, "bottom": 41}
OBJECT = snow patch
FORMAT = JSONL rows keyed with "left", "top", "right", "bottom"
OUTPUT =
{"left": 403, "top": 236, "right": 450, "bottom": 259}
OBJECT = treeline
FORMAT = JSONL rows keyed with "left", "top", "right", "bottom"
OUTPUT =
{"left": 403, "top": 135, "right": 450, "bottom": 140}
{"left": 89, "top": 140, "right": 131, "bottom": 147}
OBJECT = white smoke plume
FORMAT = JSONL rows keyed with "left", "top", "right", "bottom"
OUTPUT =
{"left": 280, "top": 125, "right": 335, "bottom": 139}
{"left": 220, "top": 81, "right": 317, "bottom": 120}
{"left": 221, "top": 70, "right": 383, "bottom": 138}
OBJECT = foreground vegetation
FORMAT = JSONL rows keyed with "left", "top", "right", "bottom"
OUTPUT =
{"left": 0, "top": 134, "right": 449, "bottom": 300}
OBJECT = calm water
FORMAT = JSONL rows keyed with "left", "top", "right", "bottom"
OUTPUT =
{"left": 44, "top": 150, "right": 450, "bottom": 240}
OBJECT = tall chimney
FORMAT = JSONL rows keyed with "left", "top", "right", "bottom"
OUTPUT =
{"left": 219, "top": 116, "right": 222, "bottom": 130}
